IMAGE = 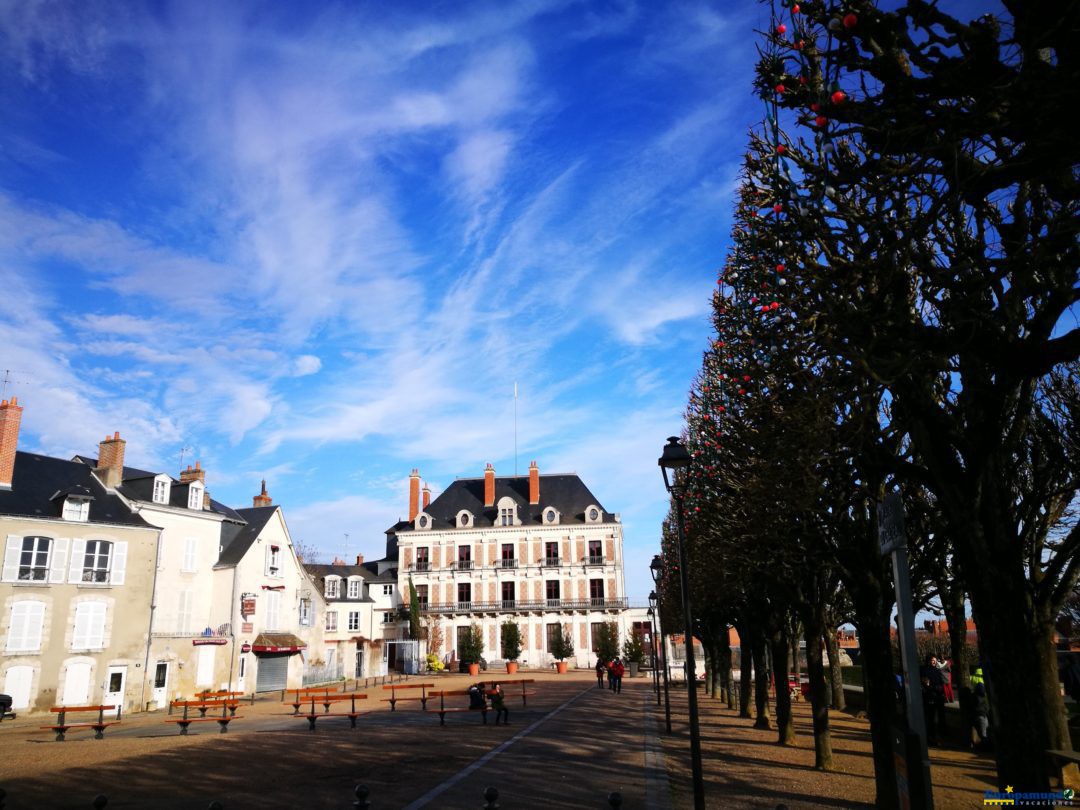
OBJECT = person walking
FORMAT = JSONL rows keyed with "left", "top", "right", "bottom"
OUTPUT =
{"left": 490, "top": 684, "right": 509, "bottom": 725}
{"left": 596, "top": 658, "right": 606, "bottom": 689}
{"left": 607, "top": 659, "right": 616, "bottom": 690}
{"left": 612, "top": 658, "right": 625, "bottom": 694}
{"left": 920, "top": 655, "right": 947, "bottom": 744}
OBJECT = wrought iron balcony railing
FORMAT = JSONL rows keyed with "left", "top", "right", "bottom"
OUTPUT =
{"left": 421, "top": 597, "right": 628, "bottom": 615}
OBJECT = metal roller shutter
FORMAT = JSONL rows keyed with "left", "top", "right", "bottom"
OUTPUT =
{"left": 255, "top": 653, "right": 290, "bottom": 692}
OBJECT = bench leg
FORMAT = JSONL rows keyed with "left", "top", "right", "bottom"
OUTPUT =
{"left": 482, "top": 710, "right": 488, "bottom": 725}
{"left": 93, "top": 725, "right": 106, "bottom": 740}
{"left": 55, "top": 728, "right": 66, "bottom": 742}
{"left": 218, "top": 720, "right": 230, "bottom": 733}
{"left": 439, "top": 712, "right": 446, "bottom": 726}
{"left": 179, "top": 722, "right": 190, "bottom": 735}
{"left": 349, "top": 715, "right": 358, "bottom": 728}
{"left": 307, "top": 717, "right": 317, "bottom": 732}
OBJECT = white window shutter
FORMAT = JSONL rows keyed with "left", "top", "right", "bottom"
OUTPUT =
{"left": 49, "top": 539, "right": 69, "bottom": 583}
{"left": 88, "top": 603, "right": 106, "bottom": 649}
{"left": 6, "top": 603, "right": 28, "bottom": 651}
{"left": 24, "top": 602, "right": 45, "bottom": 651}
{"left": 3, "top": 536, "right": 21, "bottom": 582}
{"left": 69, "top": 539, "right": 86, "bottom": 583}
{"left": 112, "top": 541, "right": 127, "bottom": 585}
{"left": 265, "top": 545, "right": 272, "bottom": 577}
{"left": 73, "top": 603, "right": 91, "bottom": 648}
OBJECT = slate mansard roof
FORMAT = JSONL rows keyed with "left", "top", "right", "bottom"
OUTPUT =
{"left": 217, "top": 506, "right": 279, "bottom": 566}
{"left": 393, "top": 473, "right": 614, "bottom": 534}
{"left": 0, "top": 451, "right": 153, "bottom": 528}
{"left": 303, "top": 562, "right": 375, "bottom": 602}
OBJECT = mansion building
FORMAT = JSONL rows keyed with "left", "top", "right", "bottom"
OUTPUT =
{"left": 385, "top": 462, "right": 629, "bottom": 668}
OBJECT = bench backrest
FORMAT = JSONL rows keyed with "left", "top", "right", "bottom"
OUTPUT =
{"left": 172, "top": 699, "right": 238, "bottom": 708}
{"left": 383, "top": 682, "right": 434, "bottom": 690}
{"left": 49, "top": 705, "right": 115, "bottom": 713}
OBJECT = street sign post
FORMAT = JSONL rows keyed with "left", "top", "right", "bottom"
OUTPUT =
{"left": 879, "top": 492, "right": 934, "bottom": 810}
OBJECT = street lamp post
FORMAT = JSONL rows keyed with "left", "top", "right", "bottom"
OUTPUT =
{"left": 659, "top": 436, "right": 705, "bottom": 810}
{"left": 647, "top": 606, "right": 660, "bottom": 704}
{"left": 648, "top": 585, "right": 671, "bottom": 733}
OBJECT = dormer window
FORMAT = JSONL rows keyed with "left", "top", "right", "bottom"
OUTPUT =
{"left": 415, "top": 512, "right": 432, "bottom": 530}
{"left": 62, "top": 497, "right": 90, "bottom": 522}
{"left": 152, "top": 476, "right": 171, "bottom": 505}
{"left": 187, "top": 482, "right": 204, "bottom": 510}
{"left": 496, "top": 496, "right": 519, "bottom": 527}
{"left": 347, "top": 578, "right": 360, "bottom": 599}
{"left": 585, "top": 505, "right": 602, "bottom": 523}
{"left": 457, "top": 510, "right": 472, "bottom": 529}
{"left": 543, "top": 508, "right": 559, "bottom": 525}
{"left": 325, "top": 577, "right": 340, "bottom": 598}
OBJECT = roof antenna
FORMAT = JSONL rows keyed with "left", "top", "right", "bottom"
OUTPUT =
{"left": 0, "top": 369, "right": 31, "bottom": 400}
{"left": 178, "top": 447, "right": 191, "bottom": 469}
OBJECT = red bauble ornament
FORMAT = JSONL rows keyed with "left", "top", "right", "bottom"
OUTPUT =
{"left": 776, "top": 144, "right": 786, "bottom": 155}
{"left": 743, "top": 375, "right": 751, "bottom": 382}
{"left": 810, "top": 103, "right": 820, "bottom": 112}
{"left": 761, "top": 305, "right": 769, "bottom": 312}
{"left": 831, "top": 90, "right": 846, "bottom": 105}
{"left": 843, "top": 13, "right": 857, "bottom": 28}
{"left": 775, "top": 83, "right": 786, "bottom": 94}
{"left": 773, "top": 203, "right": 783, "bottom": 213}
{"left": 792, "top": 4, "right": 800, "bottom": 12}
{"left": 776, "top": 264, "right": 785, "bottom": 272}
{"left": 776, "top": 23, "right": 787, "bottom": 34}
{"left": 798, "top": 75, "right": 808, "bottom": 85}
{"left": 815, "top": 115, "right": 828, "bottom": 127}
{"left": 718, "top": 406, "right": 726, "bottom": 412}
{"left": 739, "top": 388, "right": 747, "bottom": 395}
{"left": 794, "top": 40, "right": 806, "bottom": 50}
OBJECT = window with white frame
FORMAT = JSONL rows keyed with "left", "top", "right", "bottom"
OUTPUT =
{"left": 182, "top": 537, "right": 197, "bottom": 572}
{"left": 326, "top": 611, "right": 338, "bottom": 631}
{"left": 266, "top": 545, "right": 281, "bottom": 577}
{"left": 18, "top": 537, "right": 51, "bottom": 581}
{"left": 325, "top": 577, "right": 340, "bottom": 599}
{"left": 82, "top": 541, "right": 112, "bottom": 583}
{"left": 347, "top": 578, "right": 360, "bottom": 599}
{"left": 187, "top": 483, "right": 204, "bottom": 510}
{"left": 62, "top": 497, "right": 90, "bottom": 522}
{"left": 499, "top": 507, "right": 513, "bottom": 526}
{"left": 178, "top": 589, "right": 193, "bottom": 633}
{"left": 299, "top": 598, "right": 312, "bottom": 626}
{"left": 348, "top": 611, "right": 360, "bottom": 631}
{"left": 382, "top": 584, "right": 393, "bottom": 596}
{"left": 72, "top": 602, "right": 107, "bottom": 650}
{"left": 5, "top": 600, "right": 45, "bottom": 652}
{"left": 382, "top": 611, "right": 395, "bottom": 624}
{"left": 152, "top": 476, "right": 170, "bottom": 504}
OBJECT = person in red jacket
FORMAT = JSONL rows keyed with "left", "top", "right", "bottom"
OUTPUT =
{"left": 611, "top": 658, "right": 625, "bottom": 694}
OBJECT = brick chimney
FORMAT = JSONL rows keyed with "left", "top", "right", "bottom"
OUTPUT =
{"left": 422, "top": 484, "right": 431, "bottom": 511}
{"left": 484, "top": 463, "right": 495, "bottom": 507}
{"left": 180, "top": 461, "right": 206, "bottom": 483}
{"left": 529, "top": 460, "right": 540, "bottom": 505}
{"left": 0, "top": 397, "right": 23, "bottom": 489}
{"left": 252, "top": 479, "right": 272, "bottom": 507}
{"left": 408, "top": 469, "right": 421, "bottom": 521}
{"left": 96, "top": 431, "right": 126, "bottom": 490}
{"left": 355, "top": 554, "right": 364, "bottom": 565}
{"left": 332, "top": 556, "right": 347, "bottom": 566}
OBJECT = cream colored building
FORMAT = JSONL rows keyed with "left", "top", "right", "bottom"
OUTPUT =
{"left": 0, "top": 399, "right": 161, "bottom": 714}
{"left": 213, "top": 487, "right": 327, "bottom": 693}
{"left": 386, "top": 462, "right": 629, "bottom": 669}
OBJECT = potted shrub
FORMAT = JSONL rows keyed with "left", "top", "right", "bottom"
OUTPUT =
{"left": 501, "top": 620, "right": 523, "bottom": 674}
{"left": 623, "top": 628, "right": 646, "bottom": 677}
{"left": 551, "top": 629, "right": 575, "bottom": 674}
{"left": 460, "top": 623, "right": 485, "bottom": 677}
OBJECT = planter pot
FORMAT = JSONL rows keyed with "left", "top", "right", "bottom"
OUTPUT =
{"left": 629, "top": 662, "right": 640, "bottom": 678}
{"left": 468, "top": 663, "right": 480, "bottom": 677}
{"left": 556, "top": 661, "right": 568, "bottom": 674}
{"left": 506, "top": 662, "right": 519, "bottom": 675}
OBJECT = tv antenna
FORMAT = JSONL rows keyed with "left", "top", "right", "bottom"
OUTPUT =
{"left": 0, "top": 369, "right": 32, "bottom": 400}
{"left": 178, "top": 447, "right": 192, "bottom": 468}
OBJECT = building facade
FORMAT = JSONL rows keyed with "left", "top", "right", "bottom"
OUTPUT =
{"left": 386, "top": 462, "right": 629, "bottom": 669}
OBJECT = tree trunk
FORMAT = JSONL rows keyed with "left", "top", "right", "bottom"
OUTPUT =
{"left": 739, "top": 625, "right": 753, "bottom": 718}
{"left": 770, "top": 625, "right": 796, "bottom": 745}
{"left": 803, "top": 609, "right": 834, "bottom": 770}
{"left": 825, "top": 628, "right": 847, "bottom": 711}
{"left": 941, "top": 578, "right": 970, "bottom": 692}
{"left": 789, "top": 617, "right": 802, "bottom": 684}
{"left": 965, "top": 555, "right": 1073, "bottom": 790}
{"left": 753, "top": 631, "right": 772, "bottom": 729}
{"left": 851, "top": 577, "right": 901, "bottom": 810}
{"left": 718, "top": 628, "right": 734, "bottom": 709}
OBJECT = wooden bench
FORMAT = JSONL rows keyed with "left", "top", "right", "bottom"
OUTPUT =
{"left": 426, "top": 690, "right": 488, "bottom": 726}
{"left": 382, "top": 682, "right": 435, "bottom": 711}
{"left": 41, "top": 705, "right": 120, "bottom": 741}
{"left": 196, "top": 689, "right": 253, "bottom": 706}
{"left": 294, "top": 693, "right": 368, "bottom": 731}
{"left": 165, "top": 701, "right": 241, "bottom": 735}
{"left": 284, "top": 687, "right": 337, "bottom": 715}
{"left": 487, "top": 679, "right": 537, "bottom": 706}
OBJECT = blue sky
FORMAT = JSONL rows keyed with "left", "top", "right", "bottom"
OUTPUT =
{"left": 1, "top": 0, "right": 801, "bottom": 604}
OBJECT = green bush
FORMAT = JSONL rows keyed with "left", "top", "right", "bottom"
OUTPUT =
{"left": 459, "top": 623, "right": 485, "bottom": 664}
{"left": 551, "top": 629, "right": 575, "bottom": 661}
{"left": 622, "top": 628, "right": 646, "bottom": 665}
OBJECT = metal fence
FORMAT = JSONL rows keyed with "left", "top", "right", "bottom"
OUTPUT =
{"left": 301, "top": 659, "right": 343, "bottom": 686}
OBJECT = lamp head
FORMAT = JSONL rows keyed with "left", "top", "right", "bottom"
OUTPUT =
{"left": 649, "top": 555, "right": 663, "bottom": 582}
{"left": 658, "top": 436, "right": 690, "bottom": 494}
